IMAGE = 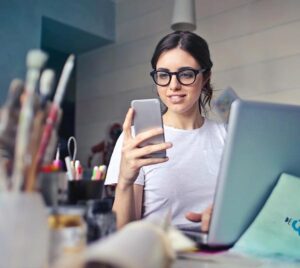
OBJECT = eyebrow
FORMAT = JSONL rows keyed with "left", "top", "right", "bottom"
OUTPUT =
{"left": 178, "top": 66, "right": 198, "bottom": 71}
{"left": 156, "top": 66, "right": 198, "bottom": 72}
{"left": 156, "top": 67, "right": 169, "bottom": 72}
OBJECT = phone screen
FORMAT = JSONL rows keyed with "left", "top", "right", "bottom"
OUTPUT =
{"left": 131, "top": 99, "right": 166, "bottom": 158}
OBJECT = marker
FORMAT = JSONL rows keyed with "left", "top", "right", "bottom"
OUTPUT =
{"left": 99, "top": 165, "right": 107, "bottom": 180}
{"left": 75, "top": 160, "right": 83, "bottom": 180}
{"left": 65, "top": 156, "right": 74, "bottom": 181}
{"left": 91, "top": 166, "right": 97, "bottom": 180}
{"left": 52, "top": 145, "right": 62, "bottom": 170}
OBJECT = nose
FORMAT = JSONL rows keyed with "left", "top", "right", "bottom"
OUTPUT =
{"left": 169, "top": 74, "right": 181, "bottom": 91}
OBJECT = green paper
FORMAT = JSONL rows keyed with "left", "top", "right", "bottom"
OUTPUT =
{"left": 233, "top": 173, "right": 300, "bottom": 260}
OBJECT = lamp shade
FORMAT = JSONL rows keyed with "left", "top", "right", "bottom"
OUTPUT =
{"left": 171, "top": 0, "right": 196, "bottom": 31}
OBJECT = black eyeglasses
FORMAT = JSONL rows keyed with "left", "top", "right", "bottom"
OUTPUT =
{"left": 150, "top": 68, "right": 206, "bottom": 86}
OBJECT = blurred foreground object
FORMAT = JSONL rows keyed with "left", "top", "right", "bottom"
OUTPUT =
{"left": 213, "top": 87, "right": 239, "bottom": 123}
{"left": 0, "top": 192, "right": 49, "bottom": 268}
{"left": 53, "top": 219, "right": 196, "bottom": 268}
{"left": 0, "top": 49, "right": 75, "bottom": 192}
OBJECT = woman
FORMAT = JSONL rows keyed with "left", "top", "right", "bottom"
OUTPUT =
{"left": 105, "top": 31, "right": 226, "bottom": 232}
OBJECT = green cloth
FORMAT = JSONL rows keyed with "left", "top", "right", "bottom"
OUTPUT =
{"left": 232, "top": 173, "right": 300, "bottom": 260}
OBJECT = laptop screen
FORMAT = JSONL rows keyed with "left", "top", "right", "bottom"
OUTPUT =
{"left": 208, "top": 99, "right": 300, "bottom": 247}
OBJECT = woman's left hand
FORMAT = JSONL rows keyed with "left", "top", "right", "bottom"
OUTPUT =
{"left": 185, "top": 205, "right": 213, "bottom": 232}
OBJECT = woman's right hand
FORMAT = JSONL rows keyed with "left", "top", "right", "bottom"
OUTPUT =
{"left": 118, "top": 108, "right": 172, "bottom": 186}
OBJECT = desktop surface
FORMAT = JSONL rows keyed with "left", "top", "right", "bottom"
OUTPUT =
{"left": 174, "top": 251, "right": 300, "bottom": 268}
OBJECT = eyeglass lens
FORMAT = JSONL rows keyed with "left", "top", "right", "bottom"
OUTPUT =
{"left": 154, "top": 69, "right": 197, "bottom": 86}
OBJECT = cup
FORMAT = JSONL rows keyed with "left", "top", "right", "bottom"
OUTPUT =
{"left": 68, "top": 180, "right": 103, "bottom": 205}
{"left": 0, "top": 192, "right": 49, "bottom": 268}
{"left": 37, "top": 172, "right": 68, "bottom": 206}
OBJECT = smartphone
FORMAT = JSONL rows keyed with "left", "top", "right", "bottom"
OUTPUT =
{"left": 131, "top": 99, "right": 166, "bottom": 158}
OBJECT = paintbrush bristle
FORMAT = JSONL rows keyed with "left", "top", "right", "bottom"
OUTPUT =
{"left": 26, "top": 49, "right": 48, "bottom": 70}
{"left": 68, "top": 54, "right": 75, "bottom": 62}
{"left": 8, "top": 79, "right": 24, "bottom": 106}
{"left": 40, "top": 69, "right": 55, "bottom": 96}
{"left": 8, "top": 79, "right": 23, "bottom": 97}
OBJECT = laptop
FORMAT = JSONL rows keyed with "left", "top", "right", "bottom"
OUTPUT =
{"left": 182, "top": 99, "right": 300, "bottom": 248}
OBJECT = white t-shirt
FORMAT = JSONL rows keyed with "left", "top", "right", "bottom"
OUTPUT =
{"left": 105, "top": 119, "right": 227, "bottom": 228}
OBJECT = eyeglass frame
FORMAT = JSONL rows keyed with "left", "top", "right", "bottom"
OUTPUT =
{"left": 150, "top": 67, "right": 207, "bottom": 86}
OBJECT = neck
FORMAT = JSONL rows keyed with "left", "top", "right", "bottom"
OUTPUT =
{"left": 163, "top": 109, "right": 204, "bottom": 130}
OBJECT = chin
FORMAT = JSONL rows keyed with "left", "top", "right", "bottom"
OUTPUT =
{"left": 167, "top": 100, "right": 200, "bottom": 114}
{"left": 168, "top": 105, "right": 191, "bottom": 114}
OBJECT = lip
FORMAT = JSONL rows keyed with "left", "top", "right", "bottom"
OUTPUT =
{"left": 167, "top": 94, "right": 186, "bottom": 103}
{"left": 167, "top": 94, "right": 186, "bottom": 98}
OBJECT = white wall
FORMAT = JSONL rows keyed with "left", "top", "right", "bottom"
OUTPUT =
{"left": 76, "top": 0, "right": 300, "bottom": 164}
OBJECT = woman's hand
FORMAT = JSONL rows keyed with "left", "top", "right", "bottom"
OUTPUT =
{"left": 185, "top": 205, "right": 213, "bottom": 232}
{"left": 118, "top": 108, "right": 172, "bottom": 186}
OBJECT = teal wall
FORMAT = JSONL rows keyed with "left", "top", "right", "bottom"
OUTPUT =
{"left": 0, "top": 0, "right": 42, "bottom": 101}
{"left": 0, "top": 0, "right": 115, "bottom": 103}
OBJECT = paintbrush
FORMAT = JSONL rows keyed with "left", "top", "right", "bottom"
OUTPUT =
{"left": 0, "top": 79, "right": 24, "bottom": 191}
{"left": 25, "top": 69, "right": 56, "bottom": 191}
{"left": 26, "top": 55, "right": 75, "bottom": 191}
{"left": 12, "top": 49, "right": 48, "bottom": 191}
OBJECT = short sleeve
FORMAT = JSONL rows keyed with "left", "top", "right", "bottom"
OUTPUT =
{"left": 105, "top": 132, "right": 124, "bottom": 185}
{"left": 105, "top": 131, "right": 145, "bottom": 186}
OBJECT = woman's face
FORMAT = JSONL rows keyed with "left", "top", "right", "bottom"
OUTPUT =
{"left": 156, "top": 47, "right": 206, "bottom": 116}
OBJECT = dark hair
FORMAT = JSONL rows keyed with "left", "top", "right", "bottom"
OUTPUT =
{"left": 151, "top": 31, "right": 213, "bottom": 114}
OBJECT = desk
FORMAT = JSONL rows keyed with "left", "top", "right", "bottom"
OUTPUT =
{"left": 173, "top": 252, "right": 300, "bottom": 268}
{"left": 51, "top": 224, "right": 300, "bottom": 268}
{"left": 53, "top": 248, "right": 300, "bottom": 268}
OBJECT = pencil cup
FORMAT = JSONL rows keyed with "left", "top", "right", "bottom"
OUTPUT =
{"left": 37, "top": 172, "right": 68, "bottom": 206}
{"left": 68, "top": 180, "right": 103, "bottom": 204}
{"left": 0, "top": 192, "right": 49, "bottom": 268}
